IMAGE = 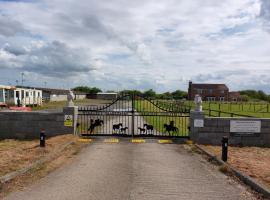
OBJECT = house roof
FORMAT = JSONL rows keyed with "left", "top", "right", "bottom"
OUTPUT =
{"left": 0, "top": 85, "right": 16, "bottom": 90}
{"left": 191, "top": 83, "right": 228, "bottom": 90}
{"left": 97, "top": 92, "right": 118, "bottom": 95}
{"left": 16, "top": 86, "right": 69, "bottom": 95}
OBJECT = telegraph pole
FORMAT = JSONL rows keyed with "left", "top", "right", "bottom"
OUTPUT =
{"left": 21, "top": 72, "right": 25, "bottom": 86}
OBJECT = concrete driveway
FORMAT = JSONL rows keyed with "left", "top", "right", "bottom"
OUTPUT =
{"left": 5, "top": 141, "right": 257, "bottom": 200}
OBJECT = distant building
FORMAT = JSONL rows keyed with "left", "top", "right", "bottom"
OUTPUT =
{"left": 42, "top": 88, "right": 70, "bottom": 102}
{"left": 87, "top": 92, "right": 118, "bottom": 100}
{"left": 229, "top": 91, "right": 244, "bottom": 102}
{"left": 188, "top": 81, "right": 229, "bottom": 101}
{"left": 0, "top": 85, "right": 42, "bottom": 106}
{"left": 73, "top": 91, "right": 87, "bottom": 100}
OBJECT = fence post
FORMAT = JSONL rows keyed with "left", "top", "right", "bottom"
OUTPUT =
{"left": 267, "top": 104, "right": 269, "bottom": 113}
{"left": 222, "top": 136, "right": 228, "bottom": 162}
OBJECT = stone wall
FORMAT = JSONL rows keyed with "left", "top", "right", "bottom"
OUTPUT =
{"left": 0, "top": 107, "right": 77, "bottom": 139}
{"left": 190, "top": 111, "right": 270, "bottom": 146}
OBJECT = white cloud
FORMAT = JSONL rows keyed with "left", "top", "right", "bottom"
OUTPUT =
{"left": 0, "top": 0, "right": 270, "bottom": 92}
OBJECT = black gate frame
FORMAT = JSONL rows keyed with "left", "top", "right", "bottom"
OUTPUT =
{"left": 77, "top": 94, "right": 190, "bottom": 138}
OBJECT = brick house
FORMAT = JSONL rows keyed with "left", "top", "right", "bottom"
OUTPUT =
{"left": 188, "top": 81, "right": 229, "bottom": 101}
{"left": 228, "top": 91, "right": 244, "bottom": 101}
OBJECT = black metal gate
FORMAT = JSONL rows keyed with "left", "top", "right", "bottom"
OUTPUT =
{"left": 77, "top": 94, "right": 190, "bottom": 138}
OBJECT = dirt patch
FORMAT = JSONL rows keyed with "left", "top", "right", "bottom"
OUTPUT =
{"left": 0, "top": 135, "right": 85, "bottom": 198}
{"left": 200, "top": 145, "right": 270, "bottom": 189}
{"left": 0, "top": 134, "right": 76, "bottom": 176}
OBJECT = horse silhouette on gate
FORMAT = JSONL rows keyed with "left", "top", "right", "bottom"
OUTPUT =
{"left": 88, "top": 119, "right": 104, "bottom": 133}
{"left": 164, "top": 121, "right": 179, "bottom": 135}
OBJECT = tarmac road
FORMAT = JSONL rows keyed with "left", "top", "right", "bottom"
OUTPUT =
{"left": 5, "top": 141, "right": 258, "bottom": 200}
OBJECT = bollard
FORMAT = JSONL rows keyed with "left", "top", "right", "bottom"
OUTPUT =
{"left": 222, "top": 136, "right": 228, "bottom": 162}
{"left": 40, "top": 130, "right": 46, "bottom": 147}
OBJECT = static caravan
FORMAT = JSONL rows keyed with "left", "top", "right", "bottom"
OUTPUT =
{"left": 15, "top": 87, "right": 43, "bottom": 106}
{"left": 0, "top": 85, "right": 42, "bottom": 106}
{"left": 0, "top": 85, "right": 16, "bottom": 105}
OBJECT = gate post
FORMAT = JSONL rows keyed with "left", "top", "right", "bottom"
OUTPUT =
{"left": 63, "top": 106, "right": 78, "bottom": 135}
{"left": 190, "top": 110, "right": 205, "bottom": 142}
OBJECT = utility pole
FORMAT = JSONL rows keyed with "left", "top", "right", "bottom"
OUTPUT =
{"left": 21, "top": 72, "right": 25, "bottom": 86}
{"left": 44, "top": 81, "right": 47, "bottom": 88}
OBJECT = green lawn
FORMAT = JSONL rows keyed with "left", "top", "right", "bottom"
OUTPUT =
{"left": 181, "top": 101, "right": 270, "bottom": 118}
{"left": 134, "top": 100, "right": 189, "bottom": 136}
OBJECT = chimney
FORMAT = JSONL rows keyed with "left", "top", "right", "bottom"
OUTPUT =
{"left": 188, "top": 81, "right": 192, "bottom": 100}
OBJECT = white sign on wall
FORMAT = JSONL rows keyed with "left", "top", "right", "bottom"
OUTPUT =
{"left": 230, "top": 120, "right": 261, "bottom": 133}
{"left": 194, "top": 119, "right": 204, "bottom": 127}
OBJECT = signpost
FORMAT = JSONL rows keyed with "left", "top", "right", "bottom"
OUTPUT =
{"left": 64, "top": 115, "right": 73, "bottom": 127}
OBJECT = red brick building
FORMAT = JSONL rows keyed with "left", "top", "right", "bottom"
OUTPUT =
{"left": 228, "top": 91, "right": 244, "bottom": 101}
{"left": 188, "top": 81, "right": 229, "bottom": 101}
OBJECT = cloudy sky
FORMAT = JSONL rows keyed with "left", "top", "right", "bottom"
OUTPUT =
{"left": 0, "top": 0, "right": 270, "bottom": 92}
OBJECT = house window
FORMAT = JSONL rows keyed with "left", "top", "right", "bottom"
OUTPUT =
{"left": 196, "top": 89, "right": 203, "bottom": 94}
{"left": 209, "top": 89, "right": 213, "bottom": 94}
{"left": 15, "top": 91, "right": 20, "bottom": 98}
{"left": 207, "top": 97, "right": 216, "bottom": 101}
{"left": 26, "top": 92, "right": 29, "bottom": 97}
{"left": 220, "top": 90, "right": 225, "bottom": 94}
{"left": 219, "top": 97, "right": 225, "bottom": 101}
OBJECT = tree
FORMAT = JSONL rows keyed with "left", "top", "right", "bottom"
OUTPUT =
{"left": 143, "top": 89, "right": 156, "bottom": 98}
{"left": 119, "top": 90, "right": 142, "bottom": 96}
{"left": 73, "top": 86, "right": 102, "bottom": 94}
{"left": 157, "top": 92, "right": 172, "bottom": 99}
{"left": 171, "top": 90, "right": 188, "bottom": 99}
{"left": 240, "top": 90, "right": 270, "bottom": 102}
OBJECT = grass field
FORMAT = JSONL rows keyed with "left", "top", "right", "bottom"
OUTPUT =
{"left": 134, "top": 100, "right": 189, "bottom": 136}
{"left": 158, "top": 100, "right": 270, "bottom": 118}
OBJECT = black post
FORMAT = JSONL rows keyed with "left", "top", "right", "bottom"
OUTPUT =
{"left": 40, "top": 130, "right": 46, "bottom": 147}
{"left": 222, "top": 136, "right": 228, "bottom": 162}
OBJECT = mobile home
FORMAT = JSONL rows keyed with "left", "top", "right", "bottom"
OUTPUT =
{"left": 0, "top": 85, "right": 42, "bottom": 106}
{"left": 0, "top": 85, "right": 16, "bottom": 105}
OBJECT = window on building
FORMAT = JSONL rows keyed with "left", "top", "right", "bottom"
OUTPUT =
{"left": 196, "top": 89, "right": 203, "bottom": 94}
{"left": 16, "top": 91, "right": 20, "bottom": 98}
{"left": 219, "top": 97, "right": 225, "bottom": 101}
{"left": 220, "top": 90, "right": 225, "bottom": 94}
{"left": 207, "top": 97, "right": 216, "bottom": 101}
{"left": 209, "top": 89, "right": 213, "bottom": 94}
{"left": 26, "top": 92, "right": 29, "bottom": 97}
